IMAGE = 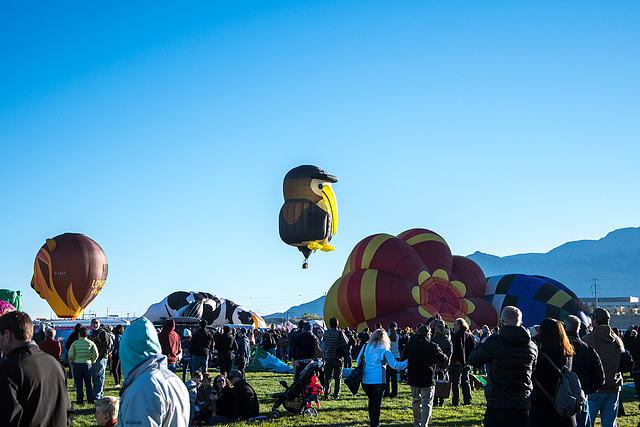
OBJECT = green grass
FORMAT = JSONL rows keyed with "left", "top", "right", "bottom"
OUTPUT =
{"left": 69, "top": 368, "right": 640, "bottom": 427}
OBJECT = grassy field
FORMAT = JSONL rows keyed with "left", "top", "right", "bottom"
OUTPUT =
{"left": 69, "top": 368, "right": 640, "bottom": 426}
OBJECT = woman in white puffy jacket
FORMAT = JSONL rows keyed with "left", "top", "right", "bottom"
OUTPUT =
{"left": 357, "top": 328, "right": 408, "bottom": 427}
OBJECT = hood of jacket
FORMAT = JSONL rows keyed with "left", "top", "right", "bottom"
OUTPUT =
{"left": 591, "top": 325, "right": 618, "bottom": 345}
{"left": 162, "top": 319, "right": 175, "bottom": 332}
{"left": 120, "top": 317, "right": 162, "bottom": 380}
{"left": 499, "top": 325, "right": 532, "bottom": 346}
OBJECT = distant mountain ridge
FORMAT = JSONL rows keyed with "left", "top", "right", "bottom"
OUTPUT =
{"left": 267, "top": 227, "right": 640, "bottom": 317}
{"left": 468, "top": 227, "right": 640, "bottom": 298}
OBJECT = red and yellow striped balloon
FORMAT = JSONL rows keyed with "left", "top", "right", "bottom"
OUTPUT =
{"left": 324, "top": 229, "right": 498, "bottom": 331}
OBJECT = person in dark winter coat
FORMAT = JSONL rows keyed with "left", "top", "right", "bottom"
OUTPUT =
{"left": 190, "top": 320, "right": 214, "bottom": 375}
{"left": 290, "top": 322, "right": 321, "bottom": 380}
{"left": 215, "top": 326, "right": 238, "bottom": 378}
{"left": 469, "top": 306, "right": 538, "bottom": 427}
{"left": 582, "top": 308, "right": 625, "bottom": 427}
{"left": 401, "top": 325, "right": 448, "bottom": 427}
{"left": 207, "top": 375, "right": 239, "bottom": 424}
{"left": 323, "top": 317, "right": 349, "bottom": 399}
{"left": 0, "top": 311, "right": 75, "bottom": 427}
{"left": 450, "top": 318, "right": 476, "bottom": 406}
{"left": 229, "top": 370, "right": 259, "bottom": 419}
{"left": 564, "top": 315, "right": 605, "bottom": 427}
{"left": 431, "top": 321, "right": 452, "bottom": 407}
{"left": 530, "top": 318, "right": 577, "bottom": 427}
{"left": 158, "top": 319, "right": 182, "bottom": 373}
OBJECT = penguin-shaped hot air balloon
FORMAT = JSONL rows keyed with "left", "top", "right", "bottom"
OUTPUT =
{"left": 279, "top": 165, "right": 338, "bottom": 268}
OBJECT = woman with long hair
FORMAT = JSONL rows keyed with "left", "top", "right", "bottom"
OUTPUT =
{"left": 357, "top": 328, "right": 408, "bottom": 427}
{"left": 385, "top": 322, "right": 400, "bottom": 398}
{"left": 207, "top": 374, "right": 239, "bottom": 424}
{"left": 530, "top": 318, "right": 577, "bottom": 426}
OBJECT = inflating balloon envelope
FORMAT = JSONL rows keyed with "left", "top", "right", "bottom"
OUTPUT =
{"left": 324, "top": 229, "right": 498, "bottom": 331}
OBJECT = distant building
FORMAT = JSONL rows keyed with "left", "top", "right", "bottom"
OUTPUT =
{"left": 581, "top": 296, "right": 639, "bottom": 310}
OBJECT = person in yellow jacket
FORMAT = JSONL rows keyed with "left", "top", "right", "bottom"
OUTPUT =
{"left": 68, "top": 327, "right": 99, "bottom": 405}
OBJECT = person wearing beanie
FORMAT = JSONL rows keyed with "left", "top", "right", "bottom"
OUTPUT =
{"left": 118, "top": 317, "right": 190, "bottom": 427}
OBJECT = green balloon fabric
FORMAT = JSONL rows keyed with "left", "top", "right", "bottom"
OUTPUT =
{"left": 0, "top": 289, "right": 22, "bottom": 311}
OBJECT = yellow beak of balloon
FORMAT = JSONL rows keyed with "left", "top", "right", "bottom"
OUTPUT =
{"left": 322, "top": 184, "right": 338, "bottom": 235}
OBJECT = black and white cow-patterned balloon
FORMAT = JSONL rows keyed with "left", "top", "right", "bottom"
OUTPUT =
{"left": 143, "top": 291, "right": 266, "bottom": 328}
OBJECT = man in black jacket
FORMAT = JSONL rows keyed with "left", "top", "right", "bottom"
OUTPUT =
{"left": 228, "top": 369, "right": 260, "bottom": 420}
{"left": 564, "top": 315, "right": 605, "bottom": 427}
{"left": 190, "top": 320, "right": 214, "bottom": 375}
{"left": 401, "top": 325, "right": 448, "bottom": 427}
{"left": 450, "top": 318, "right": 476, "bottom": 406}
{"left": 0, "top": 311, "right": 75, "bottom": 426}
{"left": 469, "top": 306, "right": 538, "bottom": 427}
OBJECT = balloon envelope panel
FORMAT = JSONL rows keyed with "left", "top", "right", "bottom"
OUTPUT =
{"left": 31, "top": 233, "right": 108, "bottom": 319}
{"left": 484, "top": 274, "right": 591, "bottom": 327}
{"left": 143, "top": 291, "right": 267, "bottom": 328}
{"left": 324, "top": 228, "right": 498, "bottom": 330}
{"left": 0, "top": 300, "right": 16, "bottom": 316}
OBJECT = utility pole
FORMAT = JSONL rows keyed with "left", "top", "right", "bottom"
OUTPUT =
{"left": 592, "top": 278, "right": 599, "bottom": 308}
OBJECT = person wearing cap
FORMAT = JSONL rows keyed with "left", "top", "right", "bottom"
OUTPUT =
{"left": 290, "top": 322, "right": 321, "bottom": 380}
{"left": 401, "top": 325, "right": 448, "bottom": 427}
{"left": 469, "top": 306, "right": 538, "bottom": 427}
{"left": 582, "top": 308, "right": 625, "bottom": 427}
{"left": 228, "top": 369, "right": 259, "bottom": 420}
{"left": 118, "top": 317, "right": 189, "bottom": 427}
{"left": 181, "top": 328, "right": 192, "bottom": 381}
{"left": 89, "top": 318, "right": 112, "bottom": 401}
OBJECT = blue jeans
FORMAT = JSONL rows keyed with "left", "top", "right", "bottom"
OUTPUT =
{"left": 191, "top": 354, "right": 208, "bottom": 375}
{"left": 72, "top": 363, "right": 93, "bottom": 404}
{"left": 588, "top": 391, "right": 619, "bottom": 427}
{"left": 362, "top": 383, "right": 386, "bottom": 427}
{"left": 91, "top": 358, "right": 107, "bottom": 400}
{"left": 576, "top": 398, "right": 592, "bottom": 427}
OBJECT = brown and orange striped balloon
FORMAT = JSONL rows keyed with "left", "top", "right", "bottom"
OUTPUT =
{"left": 31, "top": 233, "right": 108, "bottom": 319}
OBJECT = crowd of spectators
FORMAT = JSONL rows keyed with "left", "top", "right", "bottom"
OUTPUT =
{"left": 1, "top": 308, "right": 639, "bottom": 427}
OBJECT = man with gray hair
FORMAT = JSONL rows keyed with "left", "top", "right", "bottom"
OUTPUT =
{"left": 563, "top": 315, "right": 605, "bottom": 427}
{"left": 469, "top": 306, "right": 538, "bottom": 427}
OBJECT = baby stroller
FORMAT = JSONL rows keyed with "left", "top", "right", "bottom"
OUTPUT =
{"left": 269, "top": 360, "right": 323, "bottom": 419}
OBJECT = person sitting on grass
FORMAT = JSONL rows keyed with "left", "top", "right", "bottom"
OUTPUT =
{"left": 185, "top": 370, "right": 203, "bottom": 424}
{"left": 194, "top": 372, "right": 215, "bottom": 423}
{"left": 228, "top": 369, "right": 260, "bottom": 420}
{"left": 95, "top": 396, "right": 118, "bottom": 427}
{"left": 207, "top": 375, "right": 239, "bottom": 425}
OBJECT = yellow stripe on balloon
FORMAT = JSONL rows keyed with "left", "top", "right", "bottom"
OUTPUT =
{"left": 66, "top": 283, "right": 81, "bottom": 317}
{"left": 547, "top": 290, "right": 572, "bottom": 308}
{"left": 361, "top": 235, "right": 392, "bottom": 270}
{"left": 360, "top": 269, "right": 378, "bottom": 321}
{"left": 412, "top": 286, "right": 421, "bottom": 304}
{"left": 465, "top": 298, "right": 476, "bottom": 313}
{"left": 451, "top": 281, "right": 467, "bottom": 297}
{"left": 418, "top": 306, "right": 432, "bottom": 318}
{"left": 404, "top": 232, "right": 447, "bottom": 247}
{"left": 418, "top": 271, "right": 431, "bottom": 286}
{"left": 432, "top": 269, "right": 450, "bottom": 281}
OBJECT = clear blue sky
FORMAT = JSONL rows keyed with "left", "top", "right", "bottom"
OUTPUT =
{"left": 1, "top": 2, "right": 638, "bottom": 320}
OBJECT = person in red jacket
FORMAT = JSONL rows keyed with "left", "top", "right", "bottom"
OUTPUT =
{"left": 158, "top": 319, "right": 182, "bottom": 373}
{"left": 38, "top": 327, "right": 62, "bottom": 360}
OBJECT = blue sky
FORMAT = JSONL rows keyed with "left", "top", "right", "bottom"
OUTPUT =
{"left": 1, "top": 2, "right": 638, "bottom": 319}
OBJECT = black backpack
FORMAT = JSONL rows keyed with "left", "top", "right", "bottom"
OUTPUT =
{"left": 535, "top": 352, "right": 586, "bottom": 418}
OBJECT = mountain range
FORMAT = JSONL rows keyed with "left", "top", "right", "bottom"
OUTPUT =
{"left": 266, "top": 227, "right": 640, "bottom": 318}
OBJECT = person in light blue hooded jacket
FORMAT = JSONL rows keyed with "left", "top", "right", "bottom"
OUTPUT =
{"left": 118, "top": 317, "right": 190, "bottom": 427}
